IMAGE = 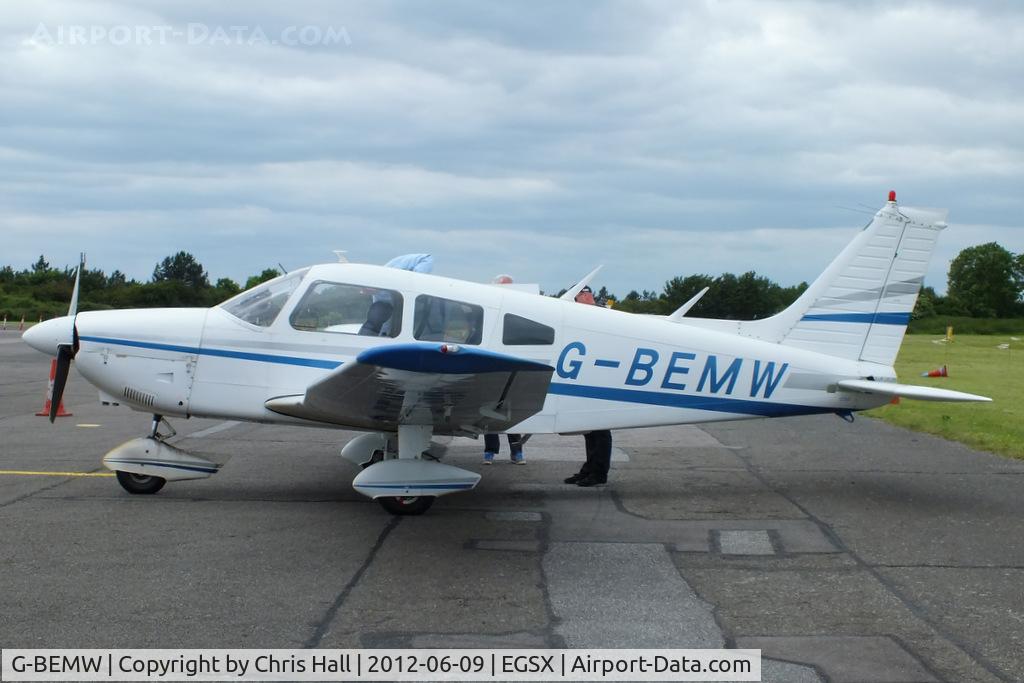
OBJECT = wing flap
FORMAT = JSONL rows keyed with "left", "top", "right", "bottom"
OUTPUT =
{"left": 836, "top": 379, "right": 991, "bottom": 403}
{"left": 265, "top": 343, "right": 554, "bottom": 434}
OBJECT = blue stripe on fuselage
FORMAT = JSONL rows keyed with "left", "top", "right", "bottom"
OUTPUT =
{"left": 548, "top": 382, "right": 829, "bottom": 418}
{"left": 78, "top": 335, "right": 343, "bottom": 370}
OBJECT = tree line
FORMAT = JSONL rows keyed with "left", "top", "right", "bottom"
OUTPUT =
{"left": 1, "top": 243, "right": 1021, "bottom": 322}
{"left": 0, "top": 252, "right": 280, "bottom": 320}
{"left": 612, "top": 242, "right": 1024, "bottom": 321}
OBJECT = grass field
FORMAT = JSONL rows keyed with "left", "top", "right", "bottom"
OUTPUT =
{"left": 867, "top": 333, "right": 1024, "bottom": 459}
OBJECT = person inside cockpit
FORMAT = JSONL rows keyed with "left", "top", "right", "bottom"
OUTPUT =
{"left": 443, "top": 311, "right": 475, "bottom": 344}
{"left": 359, "top": 299, "right": 393, "bottom": 336}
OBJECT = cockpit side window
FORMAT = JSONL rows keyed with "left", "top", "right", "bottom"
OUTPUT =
{"left": 413, "top": 295, "right": 484, "bottom": 345}
{"left": 289, "top": 281, "right": 403, "bottom": 337}
{"left": 220, "top": 268, "right": 308, "bottom": 328}
{"left": 502, "top": 313, "right": 555, "bottom": 345}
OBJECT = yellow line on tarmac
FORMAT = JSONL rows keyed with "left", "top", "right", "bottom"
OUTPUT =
{"left": 0, "top": 470, "right": 114, "bottom": 477}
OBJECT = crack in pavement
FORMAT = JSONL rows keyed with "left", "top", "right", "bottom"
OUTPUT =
{"left": 305, "top": 516, "right": 402, "bottom": 649}
{"left": 728, "top": 444, "right": 1010, "bottom": 683}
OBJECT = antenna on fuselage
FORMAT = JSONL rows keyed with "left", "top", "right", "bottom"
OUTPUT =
{"left": 560, "top": 265, "right": 603, "bottom": 301}
{"left": 667, "top": 286, "right": 710, "bottom": 321}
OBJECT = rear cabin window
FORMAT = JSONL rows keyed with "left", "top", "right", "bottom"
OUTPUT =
{"left": 290, "top": 282, "right": 403, "bottom": 337}
{"left": 502, "top": 314, "right": 555, "bottom": 345}
{"left": 220, "top": 268, "right": 308, "bottom": 327}
{"left": 413, "top": 295, "right": 484, "bottom": 345}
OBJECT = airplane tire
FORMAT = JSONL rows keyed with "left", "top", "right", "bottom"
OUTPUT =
{"left": 377, "top": 496, "right": 435, "bottom": 516}
{"left": 115, "top": 470, "right": 167, "bottom": 495}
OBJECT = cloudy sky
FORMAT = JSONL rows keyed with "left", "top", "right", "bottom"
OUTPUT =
{"left": 2, "top": 1, "right": 1022, "bottom": 296}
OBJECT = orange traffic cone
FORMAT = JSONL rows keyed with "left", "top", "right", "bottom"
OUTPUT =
{"left": 921, "top": 365, "right": 948, "bottom": 378}
{"left": 36, "top": 358, "right": 72, "bottom": 418}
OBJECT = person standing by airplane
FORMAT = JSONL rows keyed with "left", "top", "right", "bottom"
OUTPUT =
{"left": 483, "top": 433, "right": 525, "bottom": 465}
{"left": 564, "top": 286, "right": 612, "bottom": 487}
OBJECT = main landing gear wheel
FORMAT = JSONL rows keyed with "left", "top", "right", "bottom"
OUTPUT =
{"left": 377, "top": 496, "right": 435, "bottom": 516}
{"left": 115, "top": 470, "right": 166, "bottom": 495}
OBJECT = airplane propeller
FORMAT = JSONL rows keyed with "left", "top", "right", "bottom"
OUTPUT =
{"left": 46, "top": 253, "right": 84, "bottom": 423}
{"left": 50, "top": 343, "right": 75, "bottom": 422}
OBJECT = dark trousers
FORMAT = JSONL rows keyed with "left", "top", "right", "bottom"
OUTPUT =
{"left": 581, "top": 430, "right": 612, "bottom": 479}
{"left": 484, "top": 433, "right": 523, "bottom": 453}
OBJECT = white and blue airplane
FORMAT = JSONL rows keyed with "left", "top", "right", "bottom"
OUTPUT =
{"left": 23, "top": 192, "right": 990, "bottom": 514}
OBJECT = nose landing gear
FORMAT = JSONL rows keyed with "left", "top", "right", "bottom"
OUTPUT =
{"left": 105, "top": 414, "right": 220, "bottom": 495}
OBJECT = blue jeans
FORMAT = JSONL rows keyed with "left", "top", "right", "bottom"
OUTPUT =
{"left": 484, "top": 433, "right": 523, "bottom": 454}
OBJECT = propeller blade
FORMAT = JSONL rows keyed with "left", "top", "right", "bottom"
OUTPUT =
{"left": 49, "top": 344, "right": 73, "bottom": 423}
{"left": 68, "top": 253, "right": 85, "bottom": 317}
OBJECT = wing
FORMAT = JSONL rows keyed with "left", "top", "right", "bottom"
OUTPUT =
{"left": 836, "top": 379, "right": 991, "bottom": 403}
{"left": 265, "top": 342, "right": 554, "bottom": 435}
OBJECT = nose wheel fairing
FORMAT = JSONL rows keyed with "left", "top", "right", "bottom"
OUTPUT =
{"left": 102, "top": 436, "right": 221, "bottom": 482}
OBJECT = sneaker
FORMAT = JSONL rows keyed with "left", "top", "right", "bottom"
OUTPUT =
{"left": 483, "top": 452, "right": 495, "bottom": 465}
{"left": 511, "top": 450, "right": 525, "bottom": 465}
{"left": 576, "top": 474, "right": 607, "bottom": 487}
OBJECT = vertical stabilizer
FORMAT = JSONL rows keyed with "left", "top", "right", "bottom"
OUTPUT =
{"left": 770, "top": 193, "right": 946, "bottom": 362}
{"left": 742, "top": 193, "right": 946, "bottom": 366}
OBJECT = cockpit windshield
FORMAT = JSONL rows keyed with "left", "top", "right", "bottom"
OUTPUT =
{"left": 220, "top": 268, "right": 309, "bottom": 327}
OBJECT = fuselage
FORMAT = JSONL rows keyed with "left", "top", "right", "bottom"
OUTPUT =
{"left": 57, "top": 263, "right": 893, "bottom": 433}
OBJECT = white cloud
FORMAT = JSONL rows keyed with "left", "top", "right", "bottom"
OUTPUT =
{"left": 1, "top": 0, "right": 1022, "bottom": 297}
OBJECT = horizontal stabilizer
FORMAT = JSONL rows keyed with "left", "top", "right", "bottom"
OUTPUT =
{"left": 836, "top": 379, "right": 991, "bottom": 403}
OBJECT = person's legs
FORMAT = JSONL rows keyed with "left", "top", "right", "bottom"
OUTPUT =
{"left": 577, "top": 430, "right": 611, "bottom": 486}
{"left": 508, "top": 434, "right": 525, "bottom": 464}
{"left": 565, "top": 433, "right": 594, "bottom": 483}
{"left": 483, "top": 433, "right": 499, "bottom": 464}
{"left": 592, "top": 430, "right": 611, "bottom": 478}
